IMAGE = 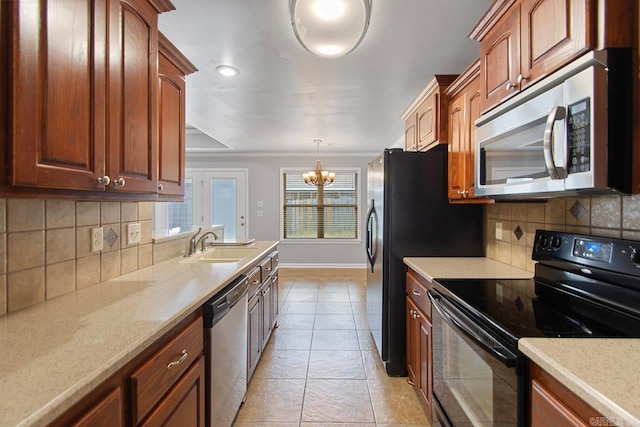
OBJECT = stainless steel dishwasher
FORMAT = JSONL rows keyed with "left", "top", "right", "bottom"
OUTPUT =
{"left": 204, "top": 275, "right": 248, "bottom": 427}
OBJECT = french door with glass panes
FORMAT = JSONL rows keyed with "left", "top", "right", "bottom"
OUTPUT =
{"left": 203, "top": 171, "right": 247, "bottom": 241}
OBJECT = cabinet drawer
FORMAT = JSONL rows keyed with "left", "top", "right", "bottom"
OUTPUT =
{"left": 260, "top": 257, "right": 273, "bottom": 280}
{"left": 406, "top": 271, "right": 431, "bottom": 318}
{"left": 247, "top": 266, "right": 262, "bottom": 298}
{"left": 270, "top": 251, "right": 279, "bottom": 271}
{"left": 130, "top": 316, "right": 203, "bottom": 424}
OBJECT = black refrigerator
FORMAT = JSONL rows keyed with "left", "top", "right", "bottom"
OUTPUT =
{"left": 365, "top": 146, "right": 485, "bottom": 376}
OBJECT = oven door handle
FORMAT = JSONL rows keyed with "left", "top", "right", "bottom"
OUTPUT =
{"left": 428, "top": 291, "right": 517, "bottom": 367}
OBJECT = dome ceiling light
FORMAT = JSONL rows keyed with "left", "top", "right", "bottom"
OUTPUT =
{"left": 290, "top": 0, "right": 372, "bottom": 59}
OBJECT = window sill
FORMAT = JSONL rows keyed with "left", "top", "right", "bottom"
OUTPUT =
{"left": 280, "top": 239, "right": 362, "bottom": 245}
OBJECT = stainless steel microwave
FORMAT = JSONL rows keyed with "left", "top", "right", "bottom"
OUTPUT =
{"left": 475, "top": 50, "right": 632, "bottom": 199}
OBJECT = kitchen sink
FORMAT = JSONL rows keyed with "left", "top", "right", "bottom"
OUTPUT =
{"left": 180, "top": 247, "right": 259, "bottom": 264}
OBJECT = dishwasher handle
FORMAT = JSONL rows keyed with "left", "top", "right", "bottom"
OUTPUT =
{"left": 204, "top": 275, "right": 248, "bottom": 328}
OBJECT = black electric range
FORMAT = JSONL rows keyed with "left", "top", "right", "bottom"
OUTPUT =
{"left": 429, "top": 230, "right": 640, "bottom": 427}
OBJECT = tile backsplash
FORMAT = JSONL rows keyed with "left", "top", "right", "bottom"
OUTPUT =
{"left": 0, "top": 199, "right": 163, "bottom": 316}
{"left": 485, "top": 195, "right": 640, "bottom": 272}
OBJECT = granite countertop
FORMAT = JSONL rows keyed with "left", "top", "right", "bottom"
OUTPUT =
{"left": 520, "top": 338, "right": 640, "bottom": 427}
{"left": 403, "top": 257, "right": 532, "bottom": 281}
{"left": 0, "top": 240, "right": 278, "bottom": 427}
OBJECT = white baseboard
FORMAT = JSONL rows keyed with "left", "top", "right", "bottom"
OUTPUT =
{"left": 278, "top": 263, "right": 367, "bottom": 269}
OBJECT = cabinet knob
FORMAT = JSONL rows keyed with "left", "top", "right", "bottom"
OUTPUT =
{"left": 158, "top": 184, "right": 164, "bottom": 191}
{"left": 517, "top": 74, "right": 529, "bottom": 84}
{"left": 112, "top": 177, "right": 126, "bottom": 187}
{"left": 505, "top": 81, "right": 517, "bottom": 91}
{"left": 97, "top": 176, "right": 111, "bottom": 185}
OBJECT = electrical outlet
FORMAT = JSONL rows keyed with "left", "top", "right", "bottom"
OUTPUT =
{"left": 257, "top": 201, "right": 264, "bottom": 208}
{"left": 91, "top": 227, "right": 104, "bottom": 252}
{"left": 257, "top": 210, "right": 264, "bottom": 217}
{"left": 495, "top": 222, "right": 503, "bottom": 240}
{"left": 127, "top": 223, "right": 141, "bottom": 245}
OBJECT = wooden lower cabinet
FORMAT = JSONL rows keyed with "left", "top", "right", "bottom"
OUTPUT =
{"left": 71, "top": 388, "right": 123, "bottom": 427}
{"left": 530, "top": 362, "right": 605, "bottom": 426}
{"left": 141, "top": 356, "right": 205, "bottom": 427}
{"left": 247, "top": 255, "right": 279, "bottom": 382}
{"left": 405, "top": 270, "right": 433, "bottom": 420}
{"left": 51, "top": 313, "right": 204, "bottom": 427}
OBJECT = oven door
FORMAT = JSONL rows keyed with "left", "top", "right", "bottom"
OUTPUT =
{"left": 429, "top": 289, "right": 522, "bottom": 427}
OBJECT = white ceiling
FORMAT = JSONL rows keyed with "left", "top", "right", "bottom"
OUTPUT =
{"left": 159, "top": 0, "right": 492, "bottom": 154}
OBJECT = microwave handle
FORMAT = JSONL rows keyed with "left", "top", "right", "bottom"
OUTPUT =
{"left": 543, "top": 106, "right": 567, "bottom": 180}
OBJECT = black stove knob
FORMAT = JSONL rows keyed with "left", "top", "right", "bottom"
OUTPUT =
{"left": 551, "top": 236, "right": 562, "bottom": 249}
{"left": 538, "top": 234, "right": 550, "bottom": 249}
{"left": 631, "top": 248, "right": 640, "bottom": 264}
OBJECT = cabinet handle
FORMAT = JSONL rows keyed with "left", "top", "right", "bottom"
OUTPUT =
{"left": 412, "top": 290, "right": 421, "bottom": 297}
{"left": 415, "top": 312, "right": 421, "bottom": 319}
{"left": 97, "top": 176, "right": 111, "bottom": 185}
{"left": 112, "top": 177, "right": 126, "bottom": 187}
{"left": 265, "top": 266, "right": 271, "bottom": 272}
{"left": 505, "top": 81, "right": 517, "bottom": 91}
{"left": 158, "top": 184, "right": 164, "bottom": 191}
{"left": 517, "top": 74, "right": 529, "bottom": 84}
{"left": 252, "top": 279, "right": 260, "bottom": 285}
{"left": 167, "top": 349, "right": 188, "bottom": 370}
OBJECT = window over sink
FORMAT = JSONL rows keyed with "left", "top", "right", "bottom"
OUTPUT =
{"left": 281, "top": 168, "right": 360, "bottom": 240}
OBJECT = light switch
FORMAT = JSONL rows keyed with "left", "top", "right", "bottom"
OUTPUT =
{"left": 495, "top": 222, "right": 503, "bottom": 240}
{"left": 127, "top": 223, "right": 141, "bottom": 245}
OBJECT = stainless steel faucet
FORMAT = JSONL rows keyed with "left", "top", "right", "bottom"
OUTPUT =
{"left": 194, "top": 231, "right": 218, "bottom": 252}
{"left": 185, "top": 227, "right": 203, "bottom": 257}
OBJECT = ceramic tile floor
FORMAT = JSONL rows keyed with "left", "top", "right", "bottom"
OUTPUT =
{"left": 233, "top": 268, "right": 431, "bottom": 427}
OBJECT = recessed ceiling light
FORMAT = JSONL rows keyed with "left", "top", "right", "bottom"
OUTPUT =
{"left": 215, "top": 65, "right": 239, "bottom": 77}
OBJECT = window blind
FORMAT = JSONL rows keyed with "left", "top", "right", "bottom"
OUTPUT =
{"left": 283, "top": 171, "right": 358, "bottom": 239}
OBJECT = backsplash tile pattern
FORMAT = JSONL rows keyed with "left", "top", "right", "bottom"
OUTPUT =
{"left": 0, "top": 199, "right": 164, "bottom": 316}
{"left": 486, "top": 195, "right": 640, "bottom": 272}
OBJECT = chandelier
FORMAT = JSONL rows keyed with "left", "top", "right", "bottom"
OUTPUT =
{"left": 303, "top": 140, "right": 335, "bottom": 186}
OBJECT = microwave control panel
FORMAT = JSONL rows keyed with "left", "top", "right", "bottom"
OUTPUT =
{"left": 567, "top": 98, "right": 591, "bottom": 174}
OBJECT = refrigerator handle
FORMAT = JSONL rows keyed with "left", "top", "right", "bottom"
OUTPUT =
{"left": 366, "top": 200, "right": 376, "bottom": 272}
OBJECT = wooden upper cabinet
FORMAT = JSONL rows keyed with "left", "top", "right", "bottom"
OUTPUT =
{"left": 472, "top": 0, "right": 631, "bottom": 113}
{"left": 6, "top": 0, "right": 108, "bottom": 191}
{"left": 1, "top": 0, "right": 185, "bottom": 199}
{"left": 520, "top": 0, "right": 590, "bottom": 90}
{"left": 401, "top": 75, "right": 457, "bottom": 152}
{"left": 107, "top": 0, "right": 159, "bottom": 194}
{"left": 445, "top": 60, "right": 492, "bottom": 203}
{"left": 479, "top": 6, "right": 521, "bottom": 112}
{"left": 404, "top": 115, "right": 417, "bottom": 151}
{"left": 158, "top": 33, "right": 197, "bottom": 198}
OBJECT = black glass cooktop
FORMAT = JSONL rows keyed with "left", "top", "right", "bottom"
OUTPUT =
{"left": 432, "top": 278, "right": 639, "bottom": 345}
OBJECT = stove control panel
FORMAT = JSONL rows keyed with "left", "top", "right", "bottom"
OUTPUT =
{"left": 572, "top": 239, "right": 613, "bottom": 262}
{"left": 533, "top": 230, "right": 640, "bottom": 276}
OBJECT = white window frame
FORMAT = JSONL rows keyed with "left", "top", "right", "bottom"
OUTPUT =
{"left": 279, "top": 167, "right": 362, "bottom": 244}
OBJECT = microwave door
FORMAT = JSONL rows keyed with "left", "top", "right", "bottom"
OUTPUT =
{"left": 475, "top": 83, "right": 566, "bottom": 197}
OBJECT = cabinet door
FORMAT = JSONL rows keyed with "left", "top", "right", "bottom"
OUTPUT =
{"left": 480, "top": 7, "right": 520, "bottom": 112}
{"left": 416, "top": 93, "right": 438, "bottom": 151}
{"left": 71, "top": 388, "right": 123, "bottom": 427}
{"left": 271, "top": 271, "right": 279, "bottom": 329}
{"left": 406, "top": 298, "right": 420, "bottom": 388}
{"left": 520, "top": 0, "right": 590, "bottom": 89}
{"left": 158, "top": 53, "right": 186, "bottom": 197}
{"left": 447, "top": 91, "right": 466, "bottom": 200}
{"left": 247, "top": 295, "right": 262, "bottom": 380}
{"left": 261, "top": 282, "right": 272, "bottom": 349}
{"left": 465, "top": 76, "right": 482, "bottom": 198}
{"left": 107, "top": 0, "right": 158, "bottom": 193}
{"left": 141, "top": 356, "right": 206, "bottom": 427}
{"left": 404, "top": 115, "right": 417, "bottom": 151}
{"left": 7, "top": 0, "right": 108, "bottom": 191}
{"left": 417, "top": 314, "right": 432, "bottom": 415}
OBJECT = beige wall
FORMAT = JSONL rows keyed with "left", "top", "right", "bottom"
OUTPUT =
{"left": 485, "top": 195, "right": 640, "bottom": 273}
